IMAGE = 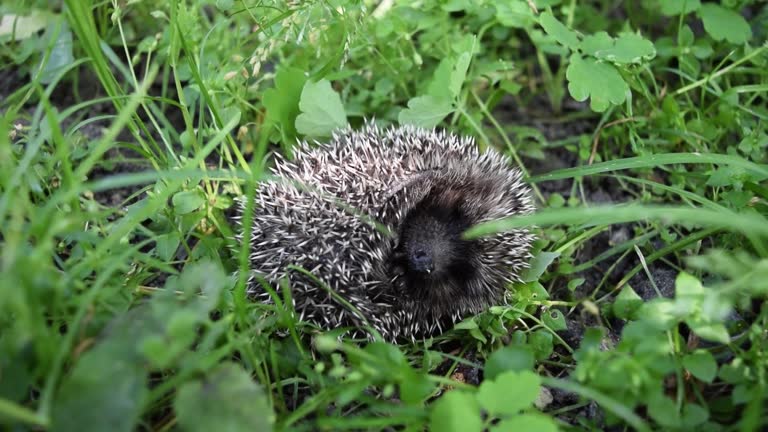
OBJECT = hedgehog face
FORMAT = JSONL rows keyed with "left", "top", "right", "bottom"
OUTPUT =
{"left": 388, "top": 187, "right": 481, "bottom": 308}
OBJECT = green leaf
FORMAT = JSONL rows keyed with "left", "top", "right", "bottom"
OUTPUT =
{"left": 450, "top": 51, "right": 472, "bottom": 98}
{"left": 683, "top": 350, "right": 718, "bottom": 383}
{"left": 494, "top": 0, "right": 536, "bottom": 28}
{"left": 485, "top": 345, "right": 535, "bottom": 380}
{"left": 492, "top": 413, "right": 559, "bottom": 432}
{"left": 659, "top": 0, "right": 701, "bottom": 16}
{"left": 40, "top": 20, "right": 74, "bottom": 84}
{"left": 295, "top": 79, "right": 347, "bottom": 138}
{"left": 698, "top": 4, "right": 752, "bottom": 44}
{"left": 398, "top": 95, "right": 454, "bottom": 129}
{"left": 262, "top": 67, "right": 307, "bottom": 145}
{"left": 594, "top": 32, "right": 656, "bottom": 64}
{"left": 427, "top": 58, "right": 453, "bottom": 98}
{"left": 429, "top": 391, "right": 482, "bottom": 432}
{"left": 687, "top": 320, "right": 730, "bottom": 344}
{"left": 647, "top": 393, "right": 681, "bottom": 428}
{"left": 477, "top": 370, "right": 541, "bottom": 416}
{"left": 542, "top": 309, "right": 567, "bottom": 331}
{"left": 613, "top": 285, "right": 643, "bottom": 320}
{"left": 0, "top": 11, "right": 53, "bottom": 40}
{"left": 521, "top": 251, "right": 560, "bottom": 282}
{"left": 155, "top": 232, "right": 180, "bottom": 261}
{"left": 579, "top": 31, "right": 613, "bottom": 56}
{"left": 681, "top": 403, "right": 709, "bottom": 428}
{"left": 174, "top": 362, "right": 273, "bottom": 432}
{"left": 529, "top": 330, "right": 554, "bottom": 360}
{"left": 52, "top": 350, "right": 146, "bottom": 432}
{"left": 675, "top": 272, "right": 704, "bottom": 299}
{"left": 172, "top": 190, "right": 206, "bottom": 214}
{"left": 566, "top": 55, "right": 628, "bottom": 112}
{"left": 539, "top": 11, "right": 579, "bottom": 50}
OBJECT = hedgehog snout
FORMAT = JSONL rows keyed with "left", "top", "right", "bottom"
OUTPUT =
{"left": 409, "top": 245, "right": 435, "bottom": 274}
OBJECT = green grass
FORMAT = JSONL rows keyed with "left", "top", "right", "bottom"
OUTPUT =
{"left": 1, "top": 0, "right": 768, "bottom": 431}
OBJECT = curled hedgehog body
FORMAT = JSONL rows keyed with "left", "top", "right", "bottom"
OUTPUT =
{"left": 237, "top": 122, "right": 535, "bottom": 341}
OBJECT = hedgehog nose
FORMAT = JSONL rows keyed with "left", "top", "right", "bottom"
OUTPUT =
{"left": 410, "top": 249, "right": 434, "bottom": 274}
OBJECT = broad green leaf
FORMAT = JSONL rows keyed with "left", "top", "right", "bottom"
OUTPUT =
{"left": 174, "top": 362, "right": 273, "bottom": 432}
{"left": 295, "top": 79, "right": 347, "bottom": 137}
{"left": 485, "top": 345, "right": 535, "bottom": 379}
{"left": 155, "top": 232, "right": 180, "bottom": 261}
{"left": 613, "top": 285, "right": 643, "bottom": 320}
{"left": 681, "top": 403, "right": 709, "bottom": 428}
{"left": 521, "top": 251, "right": 560, "bottom": 282}
{"left": 698, "top": 4, "right": 752, "bottom": 44}
{"left": 580, "top": 32, "right": 613, "bottom": 57}
{"left": 683, "top": 350, "right": 718, "bottom": 383}
{"left": 0, "top": 11, "right": 52, "bottom": 40}
{"left": 52, "top": 350, "right": 146, "bottom": 432}
{"left": 477, "top": 370, "right": 541, "bottom": 416}
{"left": 494, "top": 1, "right": 536, "bottom": 28}
{"left": 450, "top": 51, "right": 472, "bottom": 98}
{"left": 427, "top": 58, "right": 453, "bottom": 98}
{"left": 675, "top": 272, "right": 704, "bottom": 299}
{"left": 539, "top": 12, "right": 579, "bottom": 50}
{"left": 687, "top": 320, "right": 730, "bottom": 344}
{"left": 542, "top": 309, "right": 567, "bottom": 331}
{"left": 172, "top": 190, "right": 206, "bottom": 214}
{"left": 492, "top": 413, "right": 559, "bottom": 432}
{"left": 529, "top": 329, "right": 554, "bottom": 360}
{"left": 659, "top": 0, "right": 701, "bottom": 16}
{"left": 40, "top": 20, "right": 74, "bottom": 84}
{"left": 594, "top": 32, "right": 656, "bottom": 64}
{"left": 647, "top": 393, "right": 681, "bottom": 428}
{"left": 262, "top": 67, "right": 307, "bottom": 145}
{"left": 566, "top": 55, "right": 628, "bottom": 112}
{"left": 398, "top": 95, "right": 454, "bottom": 129}
{"left": 429, "top": 391, "right": 482, "bottom": 432}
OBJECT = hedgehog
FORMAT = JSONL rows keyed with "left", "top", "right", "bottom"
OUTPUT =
{"left": 236, "top": 121, "right": 536, "bottom": 342}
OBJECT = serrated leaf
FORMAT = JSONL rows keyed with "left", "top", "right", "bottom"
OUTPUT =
{"left": 477, "top": 370, "right": 541, "bottom": 416}
{"left": 683, "top": 350, "right": 717, "bottom": 383}
{"left": 172, "top": 190, "right": 205, "bottom": 214}
{"left": 485, "top": 345, "right": 535, "bottom": 379}
{"left": 659, "top": 0, "right": 701, "bottom": 16}
{"left": 492, "top": 413, "right": 559, "bottom": 432}
{"left": 595, "top": 32, "right": 656, "bottom": 64}
{"left": 398, "top": 95, "right": 454, "bottom": 129}
{"left": 175, "top": 362, "right": 273, "bottom": 432}
{"left": 698, "top": 4, "right": 752, "bottom": 44}
{"left": 539, "top": 11, "right": 579, "bottom": 50}
{"left": 429, "top": 391, "right": 482, "bottom": 432}
{"left": 295, "top": 79, "right": 347, "bottom": 138}
{"left": 566, "top": 55, "right": 628, "bottom": 112}
{"left": 542, "top": 309, "right": 567, "bottom": 331}
{"left": 613, "top": 285, "right": 643, "bottom": 320}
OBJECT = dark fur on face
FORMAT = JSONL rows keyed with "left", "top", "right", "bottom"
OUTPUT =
{"left": 392, "top": 193, "right": 476, "bottom": 291}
